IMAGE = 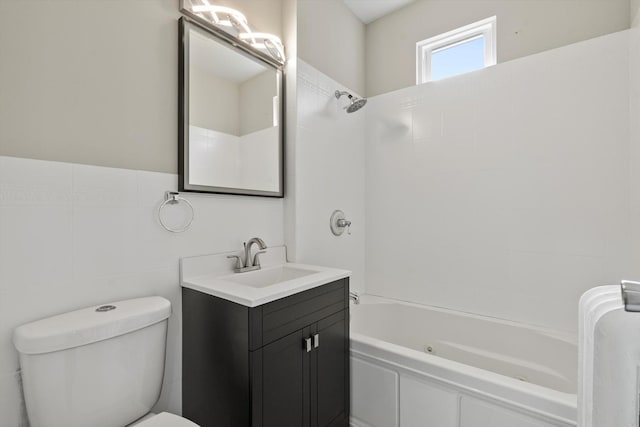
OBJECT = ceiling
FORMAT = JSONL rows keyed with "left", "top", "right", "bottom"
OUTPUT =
{"left": 343, "top": 0, "right": 415, "bottom": 24}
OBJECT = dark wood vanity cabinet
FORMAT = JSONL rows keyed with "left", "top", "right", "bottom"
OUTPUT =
{"left": 182, "top": 278, "right": 350, "bottom": 427}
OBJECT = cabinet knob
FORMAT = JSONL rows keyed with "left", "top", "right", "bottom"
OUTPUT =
{"left": 313, "top": 333, "right": 320, "bottom": 349}
{"left": 304, "top": 337, "right": 312, "bottom": 352}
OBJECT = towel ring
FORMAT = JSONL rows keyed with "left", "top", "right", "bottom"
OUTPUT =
{"left": 158, "top": 191, "right": 194, "bottom": 233}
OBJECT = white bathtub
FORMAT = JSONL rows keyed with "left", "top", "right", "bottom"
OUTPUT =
{"left": 349, "top": 295, "right": 577, "bottom": 427}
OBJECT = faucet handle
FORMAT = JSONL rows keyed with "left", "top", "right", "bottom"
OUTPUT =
{"left": 330, "top": 210, "right": 352, "bottom": 236}
{"left": 337, "top": 219, "right": 352, "bottom": 235}
{"left": 227, "top": 255, "right": 244, "bottom": 269}
{"left": 252, "top": 250, "right": 267, "bottom": 268}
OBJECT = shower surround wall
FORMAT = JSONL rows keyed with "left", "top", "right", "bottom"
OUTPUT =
{"left": 365, "top": 30, "right": 632, "bottom": 334}
{"left": 288, "top": 60, "right": 366, "bottom": 295}
{"left": 284, "top": 0, "right": 366, "bottom": 290}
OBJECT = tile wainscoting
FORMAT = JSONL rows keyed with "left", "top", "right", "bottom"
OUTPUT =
{"left": 0, "top": 155, "right": 285, "bottom": 425}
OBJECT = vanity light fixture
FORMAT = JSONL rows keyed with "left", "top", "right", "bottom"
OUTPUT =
{"left": 190, "top": 4, "right": 248, "bottom": 29}
{"left": 238, "top": 32, "right": 285, "bottom": 62}
{"left": 184, "top": 1, "right": 286, "bottom": 63}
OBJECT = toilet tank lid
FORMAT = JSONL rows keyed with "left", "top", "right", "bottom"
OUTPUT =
{"left": 13, "top": 296, "right": 171, "bottom": 354}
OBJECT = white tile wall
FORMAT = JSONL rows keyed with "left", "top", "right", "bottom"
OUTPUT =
{"left": 365, "top": 30, "right": 633, "bottom": 333}
{"left": 630, "top": 20, "right": 640, "bottom": 280}
{"left": 290, "top": 60, "right": 366, "bottom": 294}
{"left": 0, "top": 372, "right": 23, "bottom": 427}
{"left": 0, "top": 156, "right": 284, "bottom": 426}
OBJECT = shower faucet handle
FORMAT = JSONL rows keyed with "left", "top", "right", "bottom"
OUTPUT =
{"left": 337, "top": 218, "right": 351, "bottom": 235}
{"left": 337, "top": 218, "right": 351, "bottom": 227}
{"left": 330, "top": 210, "right": 352, "bottom": 236}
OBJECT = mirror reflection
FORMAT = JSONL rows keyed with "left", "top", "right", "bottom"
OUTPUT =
{"left": 180, "top": 19, "right": 283, "bottom": 196}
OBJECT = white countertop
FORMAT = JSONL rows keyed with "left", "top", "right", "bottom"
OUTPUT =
{"left": 180, "top": 246, "right": 351, "bottom": 307}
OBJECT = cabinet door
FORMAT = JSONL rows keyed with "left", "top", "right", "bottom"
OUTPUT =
{"left": 262, "top": 327, "right": 311, "bottom": 427}
{"left": 314, "top": 311, "right": 349, "bottom": 427}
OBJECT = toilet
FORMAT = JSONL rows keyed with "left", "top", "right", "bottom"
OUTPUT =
{"left": 12, "top": 296, "right": 198, "bottom": 427}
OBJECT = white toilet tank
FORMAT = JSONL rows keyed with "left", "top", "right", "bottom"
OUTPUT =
{"left": 13, "top": 296, "right": 172, "bottom": 427}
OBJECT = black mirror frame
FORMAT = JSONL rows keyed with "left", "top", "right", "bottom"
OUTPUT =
{"left": 178, "top": 16, "right": 285, "bottom": 198}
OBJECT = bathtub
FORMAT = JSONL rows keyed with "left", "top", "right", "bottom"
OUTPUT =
{"left": 349, "top": 295, "right": 577, "bottom": 427}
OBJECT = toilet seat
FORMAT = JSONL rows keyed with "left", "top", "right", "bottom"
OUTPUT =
{"left": 135, "top": 412, "right": 199, "bottom": 427}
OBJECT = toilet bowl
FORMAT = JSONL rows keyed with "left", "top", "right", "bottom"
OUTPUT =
{"left": 13, "top": 296, "right": 198, "bottom": 427}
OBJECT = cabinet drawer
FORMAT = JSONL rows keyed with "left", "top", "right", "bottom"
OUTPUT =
{"left": 251, "top": 278, "right": 348, "bottom": 349}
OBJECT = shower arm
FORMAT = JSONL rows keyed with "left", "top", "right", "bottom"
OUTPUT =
{"left": 335, "top": 90, "right": 353, "bottom": 100}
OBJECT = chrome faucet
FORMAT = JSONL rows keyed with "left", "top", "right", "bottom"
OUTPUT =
{"left": 227, "top": 237, "right": 267, "bottom": 273}
{"left": 349, "top": 291, "right": 360, "bottom": 305}
{"left": 244, "top": 237, "right": 267, "bottom": 269}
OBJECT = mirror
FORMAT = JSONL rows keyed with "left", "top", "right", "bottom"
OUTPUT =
{"left": 179, "top": 17, "right": 284, "bottom": 197}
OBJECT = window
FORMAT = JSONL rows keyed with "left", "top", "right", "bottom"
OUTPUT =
{"left": 416, "top": 16, "right": 496, "bottom": 83}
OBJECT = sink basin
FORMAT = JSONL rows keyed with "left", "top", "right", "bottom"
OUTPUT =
{"left": 181, "top": 246, "right": 351, "bottom": 307}
{"left": 221, "top": 265, "right": 318, "bottom": 288}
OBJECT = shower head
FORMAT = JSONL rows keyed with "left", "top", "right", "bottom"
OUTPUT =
{"left": 346, "top": 98, "right": 367, "bottom": 113}
{"left": 335, "top": 90, "right": 367, "bottom": 113}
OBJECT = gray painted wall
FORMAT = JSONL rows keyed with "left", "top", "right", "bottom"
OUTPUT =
{"left": 366, "top": 0, "right": 630, "bottom": 96}
{"left": 0, "top": 0, "right": 631, "bottom": 169}
{"left": 0, "top": 0, "right": 282, "bottom": 174}
{"left": 190, "top": 66, "right": 240, "bottom": 135}
{"left": 239, "top": 71, "right": 278, "bottom": 135}
{"left": 298, "top": 0, "right": 366, "bottom": 96}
